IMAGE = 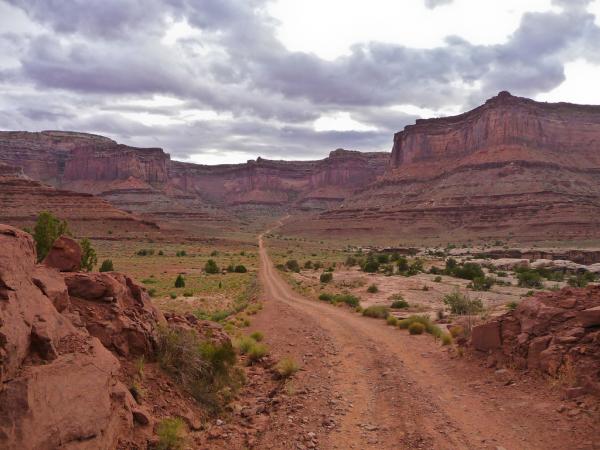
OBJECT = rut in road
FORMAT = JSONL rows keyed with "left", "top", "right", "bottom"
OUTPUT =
{"left": 256, "top": 232, "right": 592, "bottom": 450}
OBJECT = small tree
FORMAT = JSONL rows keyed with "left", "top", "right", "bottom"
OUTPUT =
{"left": 174, "top": 274, "right": 185, "bottom": 288}
{"left": 320, "top": 272, "right": 333, "bottom": 283}
{"left": 33, "top": 211, "right": 69, "bottom": 262}
{"left": 205, "top": 259, "right": 219, "bottom": 274}
{"left": 99, "top": 259, "right": 114, "bottom": 272}
{"left": 80, "top": 238, "right": 97, "bottom": 272}
{"left": 285, "top": 260, "right": 300, "bottom": 273}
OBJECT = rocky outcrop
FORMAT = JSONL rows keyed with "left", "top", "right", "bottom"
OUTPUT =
{"left": 470, "top": 286, "right": 600, "bottom": 396}
{"left": 300, "top": 92, "right": 600, "bottom": 241}
{"left": 43, "top": 236, "right": 82, "bottom": 272}
{"left": 0, "top": 165, "right": 159, "bottom": 236}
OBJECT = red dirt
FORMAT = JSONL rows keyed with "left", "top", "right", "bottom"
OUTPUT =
{"left": 252, "top": 230, "right": 600, "bottom": 450}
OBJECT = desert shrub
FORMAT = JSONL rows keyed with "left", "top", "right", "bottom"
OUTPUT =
{"left": 183, "top": 290, "right": 193, "bottom": 297}
{"left": 227, "top": 264, "right": 235, "bottom": 272}
{"left": 148, "top": 288, "right": 157, "bottom": 298}
{"left": 506, "top": 301, "right": 518, "bottom": 310}
{"left": 304, "top": 260, "right": 313, "bottom": 269}
{"left": 249, "top": 331, "right": 264, "bottom": 342}
{"left": 247, "top": 343, "right": 268, "bottom": 363}
{"left": 434, "top": 275, "right": 442, "bottom": 282}
{"left": 169, "top": 292, "right": 177, "bottom": 299}
{"left": 398, "top": 315, "right": 443, "bottom": 337}
{"left": 205, "top": 259, "right": 220, "bottom": 274}
{"left": 386, "top": 316, "right": 398, "bottom": 326}
{"left": 397, "top": 257, "right": 409, "bottom": 273}
{"left": 517, "top": 270, "right": 543, "bottom": 288}
{"left": 285, "top": 260, "right": 300, "bottom": 273}
{"left": 174, "top": 274, "right": 185, "bottom": 288}
{"left": 156, "top": 417, "right": 185, "bottom": 450}
{"left": 362, "top": 254, "right": 380, "bottom": 273}
{"left": 235, "top": 336, "right": 256, "bottom": 354}
{"left": 276, "top": 357, "right": 300, "bottom": 378}
{"left": 390, "top": 298, "right": 409, "bottom": 309}
{"left": 345, "top": 256, "right": 357, "bottom": 266}
{"left": 136, "top": 249, "right": 154, "bottom": 256}
{"left": 333, "top": 293, "right": 360, "bottom": 307}
{"left": 79, "top": 238, "right": 97, "bottom": 272}
{"left": 408, "top": 322, "right": 425, "bottom": 335}
{"left": 452, "top": 263, "right": 484, "bottom": 280}
{"left": 157, "top": 327, "right": 242, "bottom": 412}
{"left": 443, "top": 290, "right": 483, "bottom": 315}
{"left": 469, "top": 276, "right": 495, "bottom": 291}
{"left": 210, "top": 250, "right": 219, "bottom": 256}
{"left": 234, "top": 265, "right": 247, "bottom": 273}
{"left": 367, "top": 284, "right": 379, "bottom": 293}
{"left": 377, "top": 254, "right": 390, "bottom": 264}
{"left": 99, "top": 259, "right": 114, "bottom": 272}
{"left": 176, "top": 250, "right": 187, "bottom": 257}
{"left": 318, "top": 292, "right": 333, "bottom": 302}
{"left": 33, "top": 211, "right": 70, "bottom": 261}
{"left": 496, "top": 271, "right": 507, "bottom": 277}
{"left": 320, "top": 272, "right": 333, "bottom": 283}
{"left": 444, "top": 257, "right": 458, "bottom": 273}
{"left": 568, "top": 272, "right": 595, "bottom": 287}
{"left": 158, "top": 250, "right": 164, "bottom": 256}
{"left": 407, "top": 259, "right": 424, "bottom": 276}
{"left": 362, "top": 305, "right": 389, "bottom": 319}
{"left": 449, "top": 325, "right": 464, "bottom": 338}
{"left": 441, "top": 334, "right": 453, "bottom": 346}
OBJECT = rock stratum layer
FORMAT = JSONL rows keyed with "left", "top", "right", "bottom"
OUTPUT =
{"left": 297, "top": 92, "right": 600, "bottom": 241}
{"left": 0, "top": 131, "right": 388, "bottom": 231}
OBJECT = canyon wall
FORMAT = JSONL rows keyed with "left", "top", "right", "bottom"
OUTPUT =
{"left": 290, "top": 92, "right": 600, "bottom": 242}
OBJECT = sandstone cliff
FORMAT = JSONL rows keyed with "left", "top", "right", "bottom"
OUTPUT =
{"left": 0, "top": 131, "right": 388, "bottom": 229}
{"left": 299, "top": 92, "right": 600, "bottom": 242}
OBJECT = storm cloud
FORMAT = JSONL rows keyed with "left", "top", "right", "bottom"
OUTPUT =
{"left": 1, "top": 0, "right": 600, "bottom": 163}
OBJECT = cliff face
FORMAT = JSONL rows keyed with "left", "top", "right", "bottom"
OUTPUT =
{"left": 290, "top": 92, "right": 600, "bottom": 242}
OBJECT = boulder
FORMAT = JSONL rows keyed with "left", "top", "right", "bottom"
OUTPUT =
{"left": 471, "top": 321, "right": 501, "bottom": 352}
{"left": 42, "top": 235, "right": 82, "bottom": 272}
{"left": 578, "top": 306, "right": 600, "bottom": 327}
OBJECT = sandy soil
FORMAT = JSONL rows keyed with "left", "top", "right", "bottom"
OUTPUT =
{"left": 252, "top": 232, "right": 600, "bottom": 450}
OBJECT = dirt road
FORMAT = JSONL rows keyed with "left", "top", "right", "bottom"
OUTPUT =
{"left": 252, "top": 232, "right": 599, "bottom": 450}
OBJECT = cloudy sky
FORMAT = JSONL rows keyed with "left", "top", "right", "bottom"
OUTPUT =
{"left": 1, "top": 0, "right": 600, "bottom": 164}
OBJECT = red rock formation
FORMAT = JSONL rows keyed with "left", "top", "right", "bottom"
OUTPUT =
{"left": 299, "top": 92, "right": 600, "bottom": 241}
{"left": 0, "top": 162, "right": 159, "bottom": 235}
{"left": 470, "top": 286, "right": 600, "bottom": 397}
{"left": 43, "top": 235, "right": 82, "bottom": 272}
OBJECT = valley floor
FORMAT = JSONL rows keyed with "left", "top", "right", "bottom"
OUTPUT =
{"left": 251, "top": 232, "right": 600, "bottom": 450}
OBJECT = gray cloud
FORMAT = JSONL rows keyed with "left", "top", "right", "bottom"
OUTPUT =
{"left": 1, "top": 0, "right": 600, "bottom": 163}
{"left": 424, "top": 0, "right": 454, "bottom": 9}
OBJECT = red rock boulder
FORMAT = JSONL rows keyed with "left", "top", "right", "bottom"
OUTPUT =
{"left": 42, "top": 235, "right": 82, "bottom": 272}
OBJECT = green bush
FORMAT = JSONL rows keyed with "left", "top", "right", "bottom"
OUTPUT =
{"left": 174, "top": 274, "right": 185, "bottom": 288}
{"left": 398, "top": 315, "right": 444, "bottom": 338}
{"left": 99, "top": 259, "right": 114, "bottom": 272}
{"left": 443, "top": 290, "right": 483, "bottom": 315}
{"left": 285, "top": 260, "right": 300, "bottom": 272}
{"left": 407, "top": 259, "right": 424, "bottom": 276}
{"left": 169, "top": 292, "right": 177, "bottom": 299}
{"left": 320, "top": 272, "right": 333, "bottom": 283}
{"left": 157, "top": 327, "right": 242, "bottom": 412}
{"left": 176, "top": 250, "right": 187, "bottom": 257}
{"left": 156, "top": 417, "right": 185, "bottom": 450}
{"left": 434, "top": 275, "right": 442, "bottom": 282}
{"left": 470, "top": 276, "right": 495, "bottom": 291}
{"left": 408, "top": 322, "right": 425, "bottom": 335}
{"left": 452, "top": 263, "right": 484, "bottom": 280}
{"left": 183, "top": 290, "right": 193, "bottom": 297}
{"left": 377, "top": 254, "right": 390, "bottom": 264}
{"left": 506, "top": 301, "right": 518, "bottom": 310}
{"left": 517, "top": 270, "right": 543, "bottom": 288}
{"left": 362, "top": 254, "right": 380, "bottom": 273}
{"left": 205, "top": 259, "right": 220, "bottom": 274}
{"left": 397, "top": 257, "right": 409, "bottom": 272}
{"left": 441, "top": 334, "right": 453, "bottom": 346}
{"left": 568, "top": 272, "right": 595, "bottom": 287}
{"left": 318, "top": 293, "right": 333, "bottom": 302}
{"left": 247, "top": 343, "right": 268, "bottom": 363}
{"left": 345, "top": 256, "right": 357, "bottom": 266}
{"left": 136, "top": 249, "right": 154, "bottom": 256}
{"left": 390, "top": 299, "right": 409, "bottom": 309}
{"left": 235, "top": 336, "right": 256, "bottom": 355}
{"left": 333, "top": 293, "right": 360, "bottom": 307}
{"left": 367, "top": 284, "right": 378, "bottom": 293}
{"left": 249, "top": 331, "right": 264, "bottom": 342}
{"left": 386, "top": 316, "right": 398, "bottom": 326}
{"left": 234, "top": 265, "right": 247, "bottom": 273}
{"left": 304, "top": 260, "right": 313, "bottom": 269}
{"left": 275, "top": 356, "right": 300, "bottom": 378}
{"left": 80, "top": 238, "right": 97, "bottom": 272}
{"left": 362, "top": 305, "right": 389, "bottom": 319}
{"left": 33, "top": 211, "right": 70, "bottom": 262}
